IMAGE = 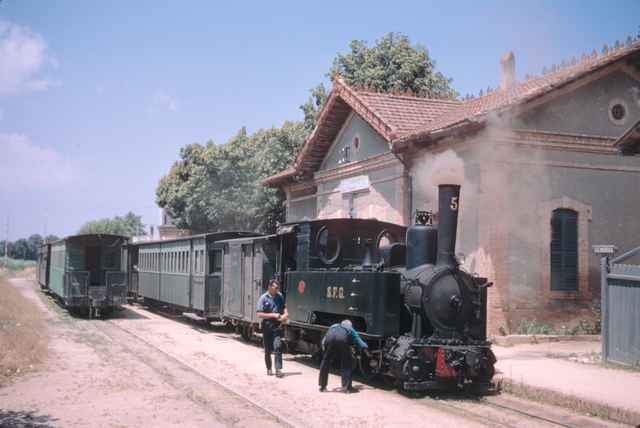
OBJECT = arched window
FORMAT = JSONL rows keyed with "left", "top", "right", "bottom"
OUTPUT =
{"left": 550, "top": 208, "right": 578, "bottom": 291}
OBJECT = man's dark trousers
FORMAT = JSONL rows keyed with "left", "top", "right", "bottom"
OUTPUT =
{"left": 319, "top": 328, "right": 352, "bottom": 389}
{"left": 262, "top": 321, "right": 283, "bottom": 371}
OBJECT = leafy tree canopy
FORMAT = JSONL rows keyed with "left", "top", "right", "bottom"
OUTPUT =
{"left": 299, "top": 32, "right": 457, "bottom": 131}
{"left": 158, "top": 33, "right": 457, "bottom": 233}
{"left": 157, "top": 121, "right": 307, "bottom": 233}
{"left": 330, "top": 32, "right": 457, "bottom": 99}
{"left": 78, "top": 212, "right": 146, "bottom": 237}
{"left": 0, "top": 234, "right": 51, "bottom": 260}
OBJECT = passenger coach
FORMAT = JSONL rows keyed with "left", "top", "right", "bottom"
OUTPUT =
{"left": 39, "top": 234, "right": 129, "bottom": 316}
{"left": 128, "top": 232, "right": 260, "bottom": 323}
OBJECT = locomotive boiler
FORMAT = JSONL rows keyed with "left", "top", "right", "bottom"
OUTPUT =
{"left": 283, "top": 184, "right": 496, "bottom": 391}
{"left": 383, "top": 184, "right": 495, "bottom": 390}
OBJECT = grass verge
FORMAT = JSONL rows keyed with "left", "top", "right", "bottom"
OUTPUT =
{"left": 498, "top": 377, "right": 640, "bottom": 426}
{"left": 0, "top": 257, "right": 36, "bottom": 274}
{"left": 0, "top": 274, "right": 48, "bottom": 386}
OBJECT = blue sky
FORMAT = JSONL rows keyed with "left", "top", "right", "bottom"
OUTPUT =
{"left": 1, "top": 0, "right": 639, "bottom": 239}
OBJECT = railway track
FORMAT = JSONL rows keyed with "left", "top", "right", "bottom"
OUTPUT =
{"left": 102, "top": 319, "right": 298, "bottom": 427}
{"left": 419, "top": 393, "right": 626, "bottom": 428}
{"left": 58, "top": 299, "right": 625, "bottom": 428}
{"left": 108, "top": 305, "right": 626, "bottom": 428}
{"left": 68, "top": 314, "right": 298, "bottom": 428}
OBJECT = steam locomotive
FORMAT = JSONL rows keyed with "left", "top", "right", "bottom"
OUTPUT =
{"left": 282, "top": 184, "right": 495, "bottom": 391}
{"left": 38, "top": 183, "right": 495, "bottom": 392}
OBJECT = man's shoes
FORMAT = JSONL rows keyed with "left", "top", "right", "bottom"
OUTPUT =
{"left": 319, "top": 386, "right": 326, "bottom": 392}
{"left": 267, "top": 369, "right": 273, "bottom": 376}
{"left": 275, "top": 369, "right": 283, "bottom": 378}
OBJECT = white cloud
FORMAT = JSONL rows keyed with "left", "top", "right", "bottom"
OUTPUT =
{"left": 150, "top": 90, "right": 179, "bottom": 113}
{"left": 0, "top": 133, "right": 75, "bottom": 192}
{"left": 0, "top": 21, "right": 55, "bottom": 95}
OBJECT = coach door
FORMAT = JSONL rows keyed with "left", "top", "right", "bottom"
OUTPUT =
{"left": 251, "top": 242, "right": 265, "bottom": 324}
{"left": 223, "top": 243, "right": 244, "bottom": 318}
{"left": 242, "top": 244, "right": 255, "bottom": 322}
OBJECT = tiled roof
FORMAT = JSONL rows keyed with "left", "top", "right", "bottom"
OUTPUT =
{"left": 399, "top": 40, "right": 640, "bottom": 144}
{"left": 355, "top": 91, "right": 461, "bottom": 137}
{"left": 264, "top": 40, "right": 640, "bottom": 186}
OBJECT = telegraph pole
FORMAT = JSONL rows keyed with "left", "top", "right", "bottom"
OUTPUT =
{"left": 4, "top": 217, "right": 9, "bottom": 258}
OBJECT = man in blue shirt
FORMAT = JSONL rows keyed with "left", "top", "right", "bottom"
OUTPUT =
{"left": 256, "top": 279, "right": 288, "bottom": 377}
{"left": 319, "top": 319, "right": 369, "bottom": 393}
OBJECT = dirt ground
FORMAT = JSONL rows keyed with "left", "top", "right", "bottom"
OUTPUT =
{"left": 0, "top": 279, "right": 627, "bottom": 428}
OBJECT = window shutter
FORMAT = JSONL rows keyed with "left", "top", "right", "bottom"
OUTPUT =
{"left": 550, "top": 209, "right": 578, "bottom": 291}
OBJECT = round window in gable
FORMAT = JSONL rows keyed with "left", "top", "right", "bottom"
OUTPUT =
{"left": 609, "top": 99, "right": 628, "bottom": 125}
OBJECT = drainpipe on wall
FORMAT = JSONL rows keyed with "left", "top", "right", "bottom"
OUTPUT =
{"left": 390, "top": 150, "right": 412, "bottom": 226}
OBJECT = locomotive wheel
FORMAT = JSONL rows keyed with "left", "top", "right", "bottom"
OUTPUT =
{"left": 475, "top": 364, "right": 495, "bottom": 384}
{"left": 380, "top": 375, "right": 396, "bottom": 390}
{"left": 356, "top": 353, "right": 377, "bottom": 382}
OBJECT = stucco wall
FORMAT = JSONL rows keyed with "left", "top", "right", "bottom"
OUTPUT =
{"left": 315, "top": 164, "right": 405, "bottom": 224}
{"left": 288, "top": 197, "right": 317, "bottom": 222}
{"left": 515, "top": 69, "right": 640, "bottom": 137}
{"left": 321, "top": 113, "right": 390, "bottom": 170}
{"left": 409, "top": 135, "right": 640, "bottom": 333}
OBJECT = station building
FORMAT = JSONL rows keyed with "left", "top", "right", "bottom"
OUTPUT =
{"left": 264, "top": 41, "right": 640, "bottom": 334}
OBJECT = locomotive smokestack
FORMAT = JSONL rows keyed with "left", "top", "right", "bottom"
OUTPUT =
{"left": 436, "top": 184, "right": 460, "bottom": 267}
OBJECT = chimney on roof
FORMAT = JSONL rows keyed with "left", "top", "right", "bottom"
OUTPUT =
{"left": 500, "top": 51, "right": 516, "bottom": 90}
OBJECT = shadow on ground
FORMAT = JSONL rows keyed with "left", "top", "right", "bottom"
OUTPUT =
{"left": 0, "top": 409, "right": 57, "bottom": 428}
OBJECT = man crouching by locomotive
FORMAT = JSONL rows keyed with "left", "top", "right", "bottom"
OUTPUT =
{"left": 319, "top": 319, "right": 370, "bottom": 393}
{"left": 256, "top": 279, "right": 288, "bottom": 378}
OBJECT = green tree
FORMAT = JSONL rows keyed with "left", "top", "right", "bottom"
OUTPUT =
{"left": 26, "top": 234, "right": 43, "bottom": 260}
{"left": 78, "top": 212, "right": 146, "bottom": 237}
{"left": 300, "top": 83, "right": 328, "bottom": 133}
{"left": 330, "top": 32, "right": 457, "bottom": 99}
{"left": 299, "top": 33, "right": 456, "bottom": 132}
{"left": 9, "top": 238, "right": 29, "bottom": 259}
{"left": 157, "top": 122, "right": 306, "bottom": 233}
{"left": 157, "top": 33, "right": 457, "bottom": 232}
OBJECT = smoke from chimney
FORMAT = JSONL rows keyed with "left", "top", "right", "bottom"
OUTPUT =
{"left": 500, "top": 51, "right": 515, "bottom": 90}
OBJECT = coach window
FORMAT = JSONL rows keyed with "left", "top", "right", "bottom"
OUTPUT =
{"left": 208, "top": 249, "right": 222, "bottom": 275}
{"left": 550, "top": 208, "right": 578, "bottom": 292}
{"left": 316, "top": 226, "right": 341, "bottom": 265}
